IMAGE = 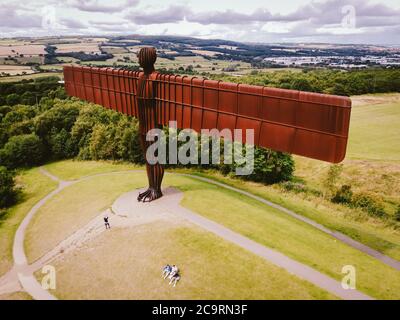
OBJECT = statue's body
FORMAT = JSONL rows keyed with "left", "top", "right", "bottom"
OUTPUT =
{"left": 136, "top": 47, "right": 164, "bottom": 202}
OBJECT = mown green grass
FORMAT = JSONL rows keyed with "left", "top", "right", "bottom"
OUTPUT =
{"left": 45, "top": 160, "right": 140, "bottom": 180}
{"left": 28, "top": 163, "right": 400, "bottom": 299}
{"left": 347, "top": 101, "right": 400, "bottom": 161}
{"left": 0, "top": 168, "right": 57, "bottom": 277}
{"left": 38, "top": 222, "right": 335, "bottom": 300}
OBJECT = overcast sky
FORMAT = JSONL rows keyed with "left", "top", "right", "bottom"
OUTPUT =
{"left": 0, "top": 0, "right": 399, "bottom": 44}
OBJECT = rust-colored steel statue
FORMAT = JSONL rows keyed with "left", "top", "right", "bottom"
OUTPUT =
{"left": 136, "top": 47, "right": 164, "bottom": 201}
{"left": 63, "top": 47, "right": 352, "bottom": 202}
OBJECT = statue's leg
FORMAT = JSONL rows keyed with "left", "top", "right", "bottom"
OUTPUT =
{"left": 137, "top": 133, "right": 165, "bottom": 202}
{"left": 137, "top": 165, "right": 164, "bottom": 202}
{"left": 144, "top": 162, "right": 164, "bottom": 202}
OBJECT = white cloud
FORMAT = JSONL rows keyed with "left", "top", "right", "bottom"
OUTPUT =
{"left": 0, "top": 0, "right": 399, "bottom": 44}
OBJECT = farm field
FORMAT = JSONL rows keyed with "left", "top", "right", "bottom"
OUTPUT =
{"left": 39, "top": 64, "right": 64, "bottom": 71}
{"left": 0, "top": 36, "right": 303, "bottom": 82}
{"left": 0, "top": 65, "right": 34, "bottom": 75}
{"left": 0, "top": 56, "right": 44, "bottom": 65}
{"left": 0, "top": 72, "right": 62, "bottom": 82}
{"left": 55, "top": 42, "right": 101, "bottom": 54}
{"left": 0, "top": 44, "right": 45, "bottom": 56}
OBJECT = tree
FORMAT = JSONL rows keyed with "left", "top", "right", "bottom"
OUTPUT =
{"left": 88, "top": 124, "right": 116, "bottom": 160}
{"left": 20, "top": 91, "right": 36, "bottom": 105}
{"left": 323, "top": 164, "right": 343, "bottom": 198}
{"left": 0, "top": 134, "right": 46, "bottom": 168}
{"left": 249, "top": 148, "right": 294, "bottom": 184}
{"left": 222, "top": 146, "right": 294, "bottom": 184}
{"left": 2, "top": 105, "right": 36, "bottom": 127}
{"left": 49, "top": 128, "right": 76, "bottom": 159}
{"left": 6, "top": 93, "right": 20, "bottom": 106}
{"left": 34, "top": 101, "right": 80, "bottom": 142}
{"left": 290, "top": 77, "right": 313, "bottom": 92}
{"left": 332, "top": 185, "right": 353, "bottom": 204}
{"left": 0, "top": 166, "right": 18, "bottom": 208}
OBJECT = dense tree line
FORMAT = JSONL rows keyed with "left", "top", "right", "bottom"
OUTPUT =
{"left": 0, "top": 76, "right": 62, "bottom": 107}
{"left": 44, "top": 45, "right": 113, "bottom": 64}
{"left": 210, "top": 68, "right": 400, "bottom": 96}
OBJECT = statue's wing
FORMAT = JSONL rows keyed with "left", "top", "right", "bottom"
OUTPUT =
{"left": 64, "top": 65, "right": 142, "bottom": 117}
{"left": 154, "top": 74, "right": 352, "bottom": 163}
{"left": 64, "top": 66, "right": 352, "bottom": 163}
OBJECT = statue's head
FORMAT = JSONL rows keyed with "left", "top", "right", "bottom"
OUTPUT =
{"left": 138, "top": 47, "right": 157, "bottom": 73}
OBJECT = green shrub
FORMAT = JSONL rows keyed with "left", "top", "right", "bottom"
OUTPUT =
{"left": 281, "top": 181, "right": 306, "bottom": 193}
{"left": 219, "top": 146, "right": 295, "bottom": 184}
{"left": 352, "top": 193, "right": 387, "bottom": 218}
{"left": 249, "top": 148, "right": 294, "bottom": 184}
{"left": 20, "top": 91, "right": 36, "bottom": 105}
{"left": 0, "top": 166, "right": 18, "bottom": 208}
{"left": 0, "top": 105, "right": 12, "bottom": 117}
{"left": 332, "top": 185, "right": 353, "bottom": 204}
{"left": 6, "top": 93, "right": 20, "bottom": 106}
{"left": 394, "top": 205, "right": 400, "bottom": 222}
{"left": 0, "top": 134, "right": 46, "bottom": 168}
{"left": 323, "top": 164, "right": 343, "bottom": 198}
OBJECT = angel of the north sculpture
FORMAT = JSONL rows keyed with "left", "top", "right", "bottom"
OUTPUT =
{"left": 63, "top": 47, "right": 352, "bottom": 202}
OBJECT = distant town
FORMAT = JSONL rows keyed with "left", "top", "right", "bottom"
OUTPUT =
{"left": 263, "top": 54, "right": 400, "bottom": 68}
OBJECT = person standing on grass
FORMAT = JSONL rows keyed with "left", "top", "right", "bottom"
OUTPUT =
{"left": 104, "top": 215, "right": 111, "bottom": 229}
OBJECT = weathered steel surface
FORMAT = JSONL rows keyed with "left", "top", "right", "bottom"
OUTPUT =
{"left": 63, "top": 64, "right": 351, "bottom": 163}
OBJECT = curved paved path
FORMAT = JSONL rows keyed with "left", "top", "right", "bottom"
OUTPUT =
{"left": 2, "top": 166, "right": 398, "bottom": 299}
{"left": 10, "top": 169, "right": 75, "bottom": 300}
